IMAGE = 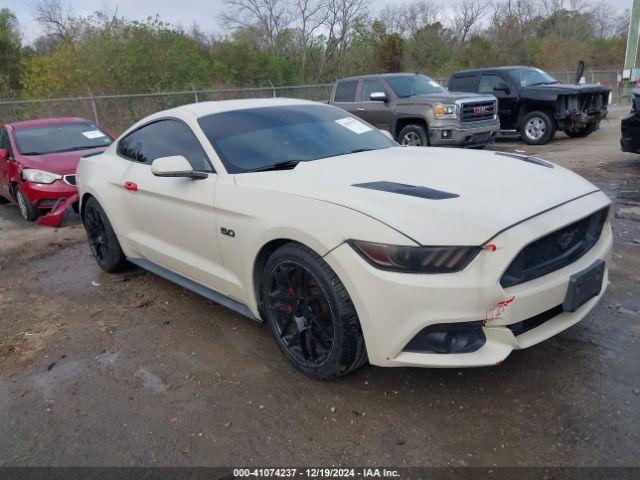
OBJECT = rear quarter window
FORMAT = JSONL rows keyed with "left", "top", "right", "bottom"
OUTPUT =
{"left": 449, "top": 74, "right": 479, "bottom": 93}
{"left": 334, "top": 81, "right": 358, "bottom": 102}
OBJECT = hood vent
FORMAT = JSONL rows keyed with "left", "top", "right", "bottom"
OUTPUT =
{"left": 352, "top": 181, "right": 459, "bottom": 200}
{"left": 495, "top": 152, "right": 554, "bottom": 169}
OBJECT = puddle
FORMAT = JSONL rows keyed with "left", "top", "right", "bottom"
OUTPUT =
{"left": 135, "top": 367, "right": 167, "bottom": 393}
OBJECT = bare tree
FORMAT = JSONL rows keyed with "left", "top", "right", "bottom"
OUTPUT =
{"left": 294, "top": 0, "right": 328, "bottom": 77}
{"left": 317, "top": 0, "right": 367, "bottom": 80}
{"left": 34, "top": 0, "right": 76, "bottom": 40}
{"left": 378, "top": 0, "right": 439, "bottom": 36}
{"left": 220, "top": 0, "right": 292, "bottom": 52}
{"left": 451, "top": 0, "right": 488, "bottom": 44}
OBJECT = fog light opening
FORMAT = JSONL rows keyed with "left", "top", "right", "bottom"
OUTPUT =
{"left": 441, "top": 129, "right": 453, "bottom": 139}
{"left": 403, "top": 321, "right": 486, "bottom": 354}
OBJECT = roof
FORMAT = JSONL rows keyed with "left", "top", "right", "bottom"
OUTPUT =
{"left": 337, "top": 73, "right": 421, "bottom": 81}
{"left": 7, "top": 117, "right": 92, "bottom": 130}
{"left": 451, "top": 66, "right": 537, "bottom": 75}
{"left": 156, "top": 97, "right": 320, "bottom": 119}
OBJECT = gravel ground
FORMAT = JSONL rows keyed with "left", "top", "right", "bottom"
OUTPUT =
{"left": 0, "top": 106, "right": 639, "bottom": 467}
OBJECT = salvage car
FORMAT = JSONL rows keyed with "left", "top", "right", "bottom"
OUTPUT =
{"left": 78, "top": 98, "right": 612, "bottom": 379}
{"left": 621, "top": 90, "right": 640, "bottom": 153}
{"left": 329, "top": 73, "right": 499, "bottom": 148}
{"left": 0, "top": 118, "right": 112, "bottom": 221}
{"left": 448, "top": 66, "right": 611, "bottom": 145}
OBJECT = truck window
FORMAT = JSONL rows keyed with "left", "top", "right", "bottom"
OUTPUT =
{"left": 479, "top": 74, "right": 503, "bottom": 94}
{"left": 361, "top": 80, "right": 387, "bottom": 101}
{"left": 449, "top": 75, "right": 479, "bottom": 92}
{"left": 334, "top": 81, "right": 358, "bottom": 102}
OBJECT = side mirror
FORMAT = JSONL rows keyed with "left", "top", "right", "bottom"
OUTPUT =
{"left": 0, "top": 149, "right": 8, "bottom": 161}
{"left": 151, "top": 155, "right": 207, "bottom": 179}
{"left": 370, "top": 91, "right": 388, "bottom": 102}
{"left": 493, "top": 82, "right": 510, "bottom": 93}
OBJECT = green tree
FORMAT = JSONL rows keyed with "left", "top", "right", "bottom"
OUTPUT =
{"left": 0, "top": 8, "right": 21, "bottom": 93}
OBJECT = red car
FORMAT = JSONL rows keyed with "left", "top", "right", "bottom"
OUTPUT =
{"left": 0, "top": 117, "right": 112, "bottom": 221}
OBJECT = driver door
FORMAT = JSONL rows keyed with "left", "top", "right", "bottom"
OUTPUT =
{"left": 116, "top": 119, "right": 227, "bottom": 293}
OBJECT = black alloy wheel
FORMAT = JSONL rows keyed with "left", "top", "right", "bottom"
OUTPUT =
{"left": 265, "top": 260, "right": 335, "bottom": 367}
{"left": 261, "top": 243, "right": 367, "bottom": 379}
{"left": 83, "top": 197, "right": 130, "bottom": 273}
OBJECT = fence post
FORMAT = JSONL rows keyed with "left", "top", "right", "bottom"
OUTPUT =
{"left": 267, "top": 80, "right": 276, "bottom": 98}
{"left": 192, "top": 85, "right": 199, "bottom": 103}
{"left": 89, "top": 93, "right": 100, "bottom": 126}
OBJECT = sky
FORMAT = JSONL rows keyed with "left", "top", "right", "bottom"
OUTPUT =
{"left": 4, "top": 0, "right": 635, "bottom": 45}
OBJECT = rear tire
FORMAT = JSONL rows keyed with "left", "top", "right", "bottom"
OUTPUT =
{"left": 82, "top": 197, "right": 130, "bottom": 273}
{"left": 15, "top": 187, "right": 40, "bottom": 222}
{"left": 260, "top": 243, "right": 367, "bottom": 380}
{"left": 398, "top": 124, "right": 429, "bottom": 147}
{"left": 565, "top": 123, "right": 597, "bottom": 138}
{"left": 520, "top": 111, "right": 556, "bottom": 145}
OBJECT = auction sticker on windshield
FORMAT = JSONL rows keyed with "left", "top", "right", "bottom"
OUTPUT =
{"left": 336, "top": 117, "right": 372, "bottom": 134}
{"left": 82, "top": 130, "right": 107, "bottom": 139}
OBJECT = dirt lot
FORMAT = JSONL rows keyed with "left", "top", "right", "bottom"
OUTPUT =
{"left": 1, "top": 106, "right": 639, "bottom": 467}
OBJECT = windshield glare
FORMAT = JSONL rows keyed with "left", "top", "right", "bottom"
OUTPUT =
{"left": 386, "top": 74, "right": 446, "bottom": 98}
{"left": 198, "top": 105, "right": 395, "bottom": 174}
{"left": 15, "top": 123, "right": 112, "bottom": 155}
{"left": 510, "top": 68, "right": 557, "bottom": 86}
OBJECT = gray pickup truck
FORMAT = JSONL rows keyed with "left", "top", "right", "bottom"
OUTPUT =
{"left": 329, "top": 73, "right": 500, "bottom": 148}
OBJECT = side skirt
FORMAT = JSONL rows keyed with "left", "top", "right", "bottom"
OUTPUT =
{"left": 128, "top": 258, "right": 260, "bottom": 322}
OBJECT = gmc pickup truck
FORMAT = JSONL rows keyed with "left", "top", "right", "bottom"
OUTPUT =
{"left": 329, "top": 73, "right": 500, "bottom": 148}
{"left": 448, "top": 66, "right": 611, "bottom": 145}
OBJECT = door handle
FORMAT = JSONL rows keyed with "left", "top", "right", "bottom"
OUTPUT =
{"left": 357, "top": 107, "right": 365, "bottom": 111}
{"left": 123, "top": 181, "right": 138, "bottom": 191}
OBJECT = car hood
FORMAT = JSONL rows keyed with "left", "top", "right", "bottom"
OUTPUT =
{"left": 521, "top": 83, "right": 611, "bottom": 96}
{"left": 401, "top": 92, "right": 493, "bottom": 104}
{"left": 235, "top": 147, "right": 601, "bottom": 246}
{"left": 19, "top": 147, "right": 108, "bottom": 174}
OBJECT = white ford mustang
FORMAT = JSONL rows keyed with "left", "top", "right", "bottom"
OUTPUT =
{"left": 77, "top": 98, "right": 612, "bottom": 379}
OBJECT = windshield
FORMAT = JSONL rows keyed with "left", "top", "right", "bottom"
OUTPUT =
{"left": 385, "top": 74, "right": 446, "bottom": 98}
{"left": 14, "top": 122, "right": 112, "bottom": 155}
{"left": 197, "top": 105, "right": 395, "bottom": 174}
{"left": 509, "top": 68, "right": 558, "bottom": 87}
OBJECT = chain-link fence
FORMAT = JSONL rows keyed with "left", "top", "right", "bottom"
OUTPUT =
{"left": 0, "top": 84, "right": 334, "bottom": 136}
{"left": 0, "top": 70, "right": 623, "bottom": 136}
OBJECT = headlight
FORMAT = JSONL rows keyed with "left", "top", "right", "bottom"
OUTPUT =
{"left": 434, "top": 104, "right": 457, "bottom": 119}
{"left": 348, "top": 240, "right": 481, "bottom": 273}
{"left": 22, "top": 168, "right": 63, "bottom": 184}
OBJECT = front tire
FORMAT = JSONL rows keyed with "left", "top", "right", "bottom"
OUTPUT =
{"left": 520, "top": 111, "right": 556, "bottom": 145}
{"left": 82, "top": 197, "right": 130, "bottom": 273}
{"left": 260, "top": 243, "right": 367, "bottom": 380}
{"left": 15, "top": 187, "right": 40, "bottom": 222}
{"left": 398, "top": 124, "right": 429, "bottom": 147}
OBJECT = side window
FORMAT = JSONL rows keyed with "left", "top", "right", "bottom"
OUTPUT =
{"left": 361, "top": 80, "right": 387, "bottom": 101}
{"left": 334, "top": 81, "right": 358, "bottom": 102}
{"left": 449, "top": 75, "right": 479, "bottom": 93}
{"left": 479, "top": 74, "right": 503, "bottom": 94}
{"left": 119, "top": 120, "right": 212, "bottom": 171}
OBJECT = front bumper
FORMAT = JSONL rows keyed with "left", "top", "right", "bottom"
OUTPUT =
{"left": 429, "top": 121, "right": 500, "bottom": 148}
{"left": 20, "top": 179, "right": 77, "bottom": 210}
{"left": 324, "top": 191, "right": 613, "bottom": 368}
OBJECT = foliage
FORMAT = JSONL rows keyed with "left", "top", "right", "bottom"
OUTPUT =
{"left": 1, "top": 0, "right": 631, "bottom": 98}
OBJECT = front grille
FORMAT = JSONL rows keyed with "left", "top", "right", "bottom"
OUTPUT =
{"left": 63, "top": 174, "right": 77, "bottom": 186}
{"left": 460, "top": 101, "right": 496, "bottom": 123}
{"left": 500, "top": 207, "right": 608, "bottom": 288}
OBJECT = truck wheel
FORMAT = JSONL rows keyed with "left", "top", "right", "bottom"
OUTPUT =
{"left": 520, "top": 111, "right": 556, "bottom": 145}
{"left": 398, "top": 124, "right": 429, "bottom": 147}
{"left": 565, "top": 123, "right": 597, "bottom": 138}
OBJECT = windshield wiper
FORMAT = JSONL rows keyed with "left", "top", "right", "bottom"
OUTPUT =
{"left": 349, "top": 148, "right": 377, "bottom": 154}
{"left": 20, "top": 151, "right": 45, "bottom": 155}
{"left": 51, "top": 145, "right": 103, "bottom": 153}
{"left": 246, "top": 160, "right": 301, "bottom": 173}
